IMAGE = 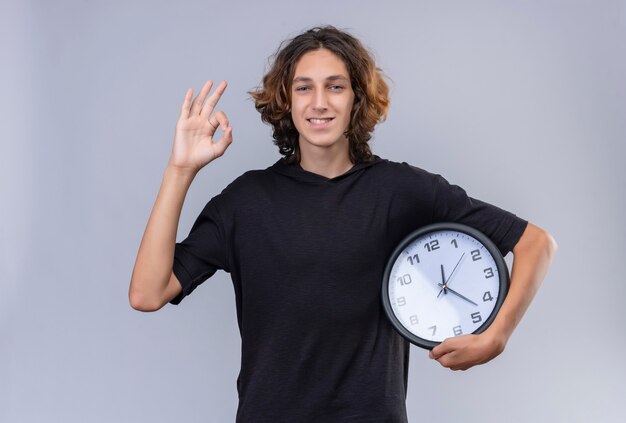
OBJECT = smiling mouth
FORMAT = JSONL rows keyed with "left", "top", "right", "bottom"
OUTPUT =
{"left": 307, "top": 117, "right": 335, "bottom": 124}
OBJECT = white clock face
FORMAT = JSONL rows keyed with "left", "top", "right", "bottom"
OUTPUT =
{"left": 387, "top": 229, "right": 503, "bottom": 344}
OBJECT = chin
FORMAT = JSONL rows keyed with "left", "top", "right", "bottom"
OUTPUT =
{"left": 300, "top": 134, "right": 348, "bottom": 149}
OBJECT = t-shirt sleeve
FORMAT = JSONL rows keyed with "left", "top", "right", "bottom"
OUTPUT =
{"left": 169, "top": 193, "right": 231, "bottom": 305}
{"left": 431, "top": 174, "right": 528, "bottom": 256}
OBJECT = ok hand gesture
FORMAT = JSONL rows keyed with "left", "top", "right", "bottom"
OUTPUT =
{"left": 168, "top": 80, "right": 233, "bottom": 173}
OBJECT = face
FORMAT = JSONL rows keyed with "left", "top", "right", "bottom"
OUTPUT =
{"left": 290, "top": 48, "right": 355, "bottom": 155}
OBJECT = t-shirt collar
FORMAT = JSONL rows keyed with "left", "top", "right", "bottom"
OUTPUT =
{"left": 271, "top": 155, "right": 383, "bottom": 183}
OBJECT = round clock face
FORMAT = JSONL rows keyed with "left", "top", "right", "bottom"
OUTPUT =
{"left": 382, "top": 223, "right": 509, "bottom": 350}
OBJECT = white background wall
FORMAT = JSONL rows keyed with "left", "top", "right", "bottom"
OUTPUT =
{"left": 2, "top": 0, "right": 625, "bottom": 421}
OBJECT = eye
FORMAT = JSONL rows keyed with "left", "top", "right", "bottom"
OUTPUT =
{"left": 295, "top": 86, "right": 310, "bottom": 92}
{"left": 329, "top": 85, "right": 344, "bottom": 91}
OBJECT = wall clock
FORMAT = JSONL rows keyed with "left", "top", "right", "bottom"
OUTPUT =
{"left": 382, "top": 223, "right": 509, "bottom": 350}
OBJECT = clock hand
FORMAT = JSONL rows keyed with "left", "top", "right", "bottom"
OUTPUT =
{"left": 437, "top": 283, "right": 478, "bottom": 306}
{"left": 445, "top": 252, "right": 466, "bottom": 287}
{"left": 438, "top": 253, "right": 465, "bottom": 299}
{"left": 437, "top": 264, "right": 447, "bottom": 298}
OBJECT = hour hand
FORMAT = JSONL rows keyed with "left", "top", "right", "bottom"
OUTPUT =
{"left": 437, "top": 264, "right": 447, "bottom": 298}
{"left": 437, "top": 283, "right": 478, "bottom": 306}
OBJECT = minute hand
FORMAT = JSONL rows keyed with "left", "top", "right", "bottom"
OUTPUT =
{"left": 437, "top": 283, "right": 478, "bottom": 306}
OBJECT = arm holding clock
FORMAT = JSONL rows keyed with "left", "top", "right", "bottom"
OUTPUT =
{"left": 429, "top": 222, "right": 557, "bottom": 371}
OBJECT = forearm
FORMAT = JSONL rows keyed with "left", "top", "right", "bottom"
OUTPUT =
{"left": 487, "top": 223, "right": 558, "bottom": 344}
{"left": 129, "top": 165, "right": 197, "bottom": 309}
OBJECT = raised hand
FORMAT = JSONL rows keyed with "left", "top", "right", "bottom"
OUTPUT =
{"left": 168, "top": 80, "right": 233, "bottom": 173}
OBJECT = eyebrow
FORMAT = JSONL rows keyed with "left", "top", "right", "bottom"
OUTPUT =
{"left": 292, "top": 75, "right": 349, "bottom": 83}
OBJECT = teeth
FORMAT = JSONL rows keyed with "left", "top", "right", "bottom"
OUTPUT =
{"left": 309, "top": 118, "right": 332, "bottom": 124}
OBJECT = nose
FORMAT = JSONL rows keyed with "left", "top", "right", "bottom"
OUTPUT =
{"left": 312, "top": 88, "right": 328, "bottom": 112}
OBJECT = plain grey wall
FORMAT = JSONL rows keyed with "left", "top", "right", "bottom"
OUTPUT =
{"left": 3, "top": 0, "right": 625, "bottom": 422}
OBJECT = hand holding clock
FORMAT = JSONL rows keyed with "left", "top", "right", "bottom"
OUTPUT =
{"left": 383, "top": 222, "right": 556, "bottom": 371}
{"left": 427, "top": 223, "right": 557, "bottom": 371}
{"left": 428, "top": 330, "right": 506, "bottom": 371}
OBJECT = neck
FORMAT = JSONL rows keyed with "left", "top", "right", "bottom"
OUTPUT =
{"left": 298, "top": 141, "right": 353, "bottom": 179}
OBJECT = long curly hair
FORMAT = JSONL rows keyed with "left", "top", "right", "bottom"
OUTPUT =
{"left": 249, "top": 26, "right": 390, "bottom": 164}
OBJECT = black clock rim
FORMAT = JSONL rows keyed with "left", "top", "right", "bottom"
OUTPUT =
{"left": 381, "top": 222, "right": 510, "bottom": 350}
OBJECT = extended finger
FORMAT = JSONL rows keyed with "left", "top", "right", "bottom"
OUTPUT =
{"left": 200, "top": 80, "right": 228, "bottom": 119}
{"left": 178, "top": 88, "right": 193, "bottom": 120}
{"left": 190, "top": 80, "right": 214, "bottom": 116}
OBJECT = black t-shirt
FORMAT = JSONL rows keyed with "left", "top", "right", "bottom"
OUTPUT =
{"left": 170, "top": 155, "right": 528, "bottom": 422}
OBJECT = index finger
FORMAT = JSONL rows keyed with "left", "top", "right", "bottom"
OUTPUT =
{"left": 200, "top": 80, "right": 228, "bottom": 119}
{"left": 178, "top": 87, "right": 193, "bottom": 120}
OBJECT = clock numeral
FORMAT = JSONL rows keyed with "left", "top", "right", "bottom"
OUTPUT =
{"left": 410, "top": 315, "right": 419, "bottom": 325}
{"left": 453, "top": 325, "right": 463, "bottom": 336}
{"left": 484, "top": 267, "right": 494, "bottom": 279}
{"left": 471, "top": 311, "right": 482, "bottom": 324}
{"left": 428, "top": 325, "right": 437, "bottom": 336}
{"left": 451, "top": 239, "right": 458, "bottom": 248}
{"left": 407, "top": 254, "right": 420, "bottom": 265}
{"left": 397, "top": 274, "right": 412, "bottom": 286}
{"left": 483, "top": 291, "right": 494, "bottom": 302}
{"left": 424, "top": 239, "right": 440, "bottom": 252}
{"left": 471, "top": 249, "right": 481, "bottom": 261}
{"left": 397, "top": 296, "right": 406, "bottom": 306}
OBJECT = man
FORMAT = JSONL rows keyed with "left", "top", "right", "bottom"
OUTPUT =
{"left": 129, "top": 26, "right": 557, "bottom": 422}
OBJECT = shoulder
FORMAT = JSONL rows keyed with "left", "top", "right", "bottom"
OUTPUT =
{"left": 216, "top": 165, "right": 276, "bottom": 202}
{"left": 370, "top": 156, "right": 441, "bottom": 186}
{"left": 229, "top": 168, "right": 270, "bottom": 187}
